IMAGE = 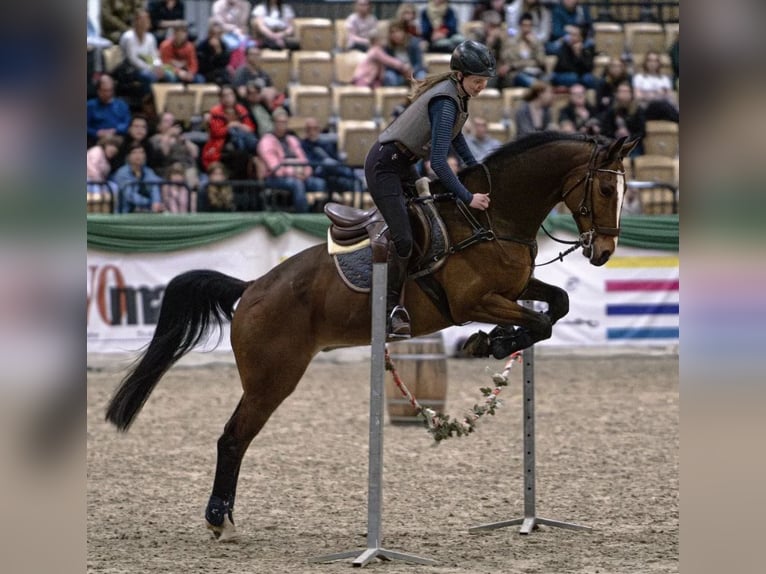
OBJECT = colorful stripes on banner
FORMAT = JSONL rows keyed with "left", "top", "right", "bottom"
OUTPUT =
{"left": 604, "top": 256, "right": 679, "bottom": 342}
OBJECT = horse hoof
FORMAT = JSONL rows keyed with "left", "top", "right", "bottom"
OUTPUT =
{"left": 207, "top": 515, "right": 239, "bottom": 543}
{"left": 462, "top": 330, "right": 491, "bottom": 357}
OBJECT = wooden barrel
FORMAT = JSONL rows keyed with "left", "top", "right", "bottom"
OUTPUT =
{"left": 385, "top": 334, "right": 448, "bottom": 424}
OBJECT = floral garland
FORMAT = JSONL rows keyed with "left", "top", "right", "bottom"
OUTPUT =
{"left": 384, "top": 349, "right": 523, "bottom": 443}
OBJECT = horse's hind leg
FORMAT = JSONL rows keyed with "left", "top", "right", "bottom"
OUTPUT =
{"left": 206, "top": 357, "right": 312, "bottom": 542}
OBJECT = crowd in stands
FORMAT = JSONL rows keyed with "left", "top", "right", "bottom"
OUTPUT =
{"left": 87, "top": 0, "right": 679, "bottom": 215}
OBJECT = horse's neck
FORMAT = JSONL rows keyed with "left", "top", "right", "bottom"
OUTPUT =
{"left": 489, "top": 142, "right": 588, "bottom": 238}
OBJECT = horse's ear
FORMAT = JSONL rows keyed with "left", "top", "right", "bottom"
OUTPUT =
{"left": 606, "top": 136, "right": 628, "bottom": 162}
{"left": 620, "top": 137, "right": 641, "bottom": 158}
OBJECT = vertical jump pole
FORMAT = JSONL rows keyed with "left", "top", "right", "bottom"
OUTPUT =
{"left": 468, "top": 300, "right": 591, "bottom": 535}
{"left": 310, "top": 262, "right": 436, "bottom": 567}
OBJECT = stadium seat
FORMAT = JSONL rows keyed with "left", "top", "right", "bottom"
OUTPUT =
{"left": 291, "top": 50, "right": 334, "bottom": 86}
{"left": 337, "top": 120, "right": 380, "bottom": 167}
{"left": 293, "top": 18, "right": 335, "bottom": 52}
{"left": 643, "top": 120, "right": 679, "bottom": 157}
{"left": 334, "top": 18, "right": 348, "bottom": 51}
{"left": 164, "top": 89, "right": 197, "bottom": 124}
{"left": 151, "top": 83, "right": 185, "bottom": 116}
{"left": 624, "top": 22, "right": 666, "bottom": 57}
{"left": 471, "top": 88, "right": 504, "bottom": 123}
{"left": 374, "top": 86, "right": 409, "bottom": 124}
{"left": 332, "top": 85, "right": 375, "bottom": 121}
{"left": 423, "top": 53, "right": 452, "bottom": 75}
{"left": 259, "top": 49, "right": 290, "bottom": 93}
{"left": 502, "top": 87, "right": 527, "bottom": 119}
{"left": 187, "top": 83, "right": 221, "bottom": 115}
{"left": 288, "top": 85, "right": 332, "bottom": 129}
{"left": 487, "top": 121, "right": 511, "bottom": 144}
{"left": 333, "top": 50, "right": 366, "bottom": 85}
{"left": 593, "top": 22, "right": 625, "bottom": 60}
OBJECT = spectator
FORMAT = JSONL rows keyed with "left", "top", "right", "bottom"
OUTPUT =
{"left": 100, "top": 0, "right": 145, "bottom": 44}
{"left": 211, "top": 0, "right": 251, "bottom": 51}
{"left": 383, "top": 20, "right": 427, "bottom": 86}
{"left": 598, "top": 81, "right": 645, "bottom": 155}
{"left": 344, "top": 0, "right": 378, "bottom": 52}
{"left": 159, "top": 21, "right": 204, "bottom": 83}
{"left": 464, "top": 116, "right": 502, "bottom": 161}
{"left": 250, "top": 0, "right": 299, "bottom": 51}
{"left": 87, "top": 74, "right": 132, "bottom": 147}
{"left": 547, "top": 0, "right": 593, "bottom": 55}
{"left": 87, "top": 135, "right": 122, "bottom": 207}
{"left": 243, "top": 79, "right": 277, "bottom": 137}
{"left": 472, "top": 0, "right": 508, "bottom": 25}
{"left": 148, "top": 111, "right": 201, "bottom": 189}
{"left": 300, "top": 117, "right": 358, "bottom": 198}
{"left": 256, "top": 109, "right": 326, "bottom": 213}
{"left": 203, "top": 161, "right": 235, "bottom": 211}
{"left": 196, "top": 18, "right": 232, "bottom": 85}
{"left": 507, "top": 0, "right": 552, "bottom": 45}
{"left": 161, "top": 162, "right": 195, "bottom": 212}
{"left": 551, "top": 25, "right": 598, "bottom": 90}
{"left": 352, "top": 28, "right": 412, "bottom": 89}
{"left": 596, "top": 57, "right": 631, "bottom": 113}
{"left": 499, "top": 11, "right": 547, "bottom": 88}
{"left": 557, "top": 83, "right": 599, "bottom": 134}
{"left": 514, "top": 80, "right": 556, "bottom": 138}
{"left": 112, "top": 114, "right": 154, "bottom": 172}
{"left": 480, "top": 11, "right": 509, "bottom": 88}
{"left": 201, "top": 84, "right": 258, "bottom": 172}
{"left": 395, "top": 3, "right": 422, "bottom": 40}
{"left": 632, "top": 50, "right": 678, "bottom": 122}
{"left": 231, "top": 44, "right": 273, "bottom": 99}
{"left": 118, "top": 9, "right": 173, "bottom": 95}
{"left": 420, "top": 0, "right": 464, "bottom": 54}
{"left": 148, "top": 0, "right": 187, "bottom": 43}
{"left": 111, "top": 142, "right": 164, "bottom": 213}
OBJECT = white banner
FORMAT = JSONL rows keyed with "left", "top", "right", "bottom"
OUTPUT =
{"left": 87, "top": 228, "right": 678, "bottom": 354}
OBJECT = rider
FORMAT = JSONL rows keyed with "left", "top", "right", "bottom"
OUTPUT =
{"left": 364, "top": 40, "right": 495, "bottom": 339}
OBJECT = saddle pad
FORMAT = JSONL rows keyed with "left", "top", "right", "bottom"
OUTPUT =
{"left": 334, "top": 245, "right": 374, "bottom": 293}
{"left": 327, "top": 229, "right": 370, "bottom": 255}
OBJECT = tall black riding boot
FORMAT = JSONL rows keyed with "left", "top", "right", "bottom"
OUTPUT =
{"left": 386, "top": 251, "right": 411, "bottom": 339}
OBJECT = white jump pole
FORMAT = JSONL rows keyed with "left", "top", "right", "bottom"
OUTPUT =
{"left": 311, "top": 262, "right": 436, "bottom": 567}
{"left": 469, "top": 300, "right": 591, "bottom": 535}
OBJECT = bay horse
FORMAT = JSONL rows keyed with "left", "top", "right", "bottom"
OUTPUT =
{"left": 105, "top": 132, "right": 639, "bottom": 541}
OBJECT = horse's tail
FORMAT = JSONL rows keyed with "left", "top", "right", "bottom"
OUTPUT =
{"left": 105, "top": 270, "right": 250, "bottom": 431}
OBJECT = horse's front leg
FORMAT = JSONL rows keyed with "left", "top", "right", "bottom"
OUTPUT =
{"left": 461, "top": 293, "right": 553, "bottom": 358}
{"left": 517, "top": 277, "right": 569, "bottom": 325}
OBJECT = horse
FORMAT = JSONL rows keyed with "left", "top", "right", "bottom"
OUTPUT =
{"left": 105, "top": 132, "right": 639, "bottom": 541}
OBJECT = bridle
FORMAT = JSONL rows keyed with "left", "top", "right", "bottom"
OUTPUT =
{"left": 561, "top": 142, "right": 625, "bottom": 243}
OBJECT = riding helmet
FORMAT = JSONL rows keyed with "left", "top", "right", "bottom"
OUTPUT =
{"left": 450, "top": 40, "right": 497, "bottom": 78}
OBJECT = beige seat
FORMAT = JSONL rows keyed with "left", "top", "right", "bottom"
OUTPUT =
{"left": 187, "top": 83, "right": 221, "bottom": 115}
{"left": 293, "top": 18, "right": 335, "bottom": 52}
{"left": 643, "top": 120, "right": 679, "bottom": 157}
{"left": 423, "top": 53, "right": 452, "bottom": 75}
{"left": 624, "top": 22, "right": 666, "bottom": 57}
{"left": 151, "top": 83, "right": 185, "bottom": 116}
{"left": 102, "top": 45, "right": 125, "bottom": 74}
{"left": 487, "top": 121, "right": 511, "bottom": 145}
{"left": 333, "top": 50, "right": 366, "bottom": 85}
{"left": 333, "top": 85, "right": 375, "bottom": 121}
{"left": 259, "top": 49, "right": 290, "bottom": 93}
{"left": 632, "top": 154, "right": 678, "bottom": 214}
{"left": 593, "top": 22, "right": 625, "bottom": 60}
{"left": 288, "top": 85, "right": 332, "bottom": 129}
{"left": 164, "top": 89, "right": 197, "bottom": 124}
{"left": 374, "top": 86, "right": 409, "bottom": 124}
{"left": 291, "top": 50, "right": 334, "bottom": 86}
{"left": 664, "top": 23, "right": 679, "bottom": 51}
{"left": 337, "top": 120, "right": 380, "bottom": 167}
{"left": 471, "top": 88, "right": 504, "bottom": 123}
{"left": 334, "top": 18, "right": 348, "bottom": 51}
{"left": 502, "top": 87, "right": 527, "bottom": 119}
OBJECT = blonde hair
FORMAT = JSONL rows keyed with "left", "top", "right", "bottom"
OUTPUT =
{"left": 409, "top": 72, "right": 454, "bottom": 102}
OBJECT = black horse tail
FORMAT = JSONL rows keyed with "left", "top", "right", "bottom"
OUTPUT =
{"left": 105, "top": 270, "right": 250, "bottom": 431}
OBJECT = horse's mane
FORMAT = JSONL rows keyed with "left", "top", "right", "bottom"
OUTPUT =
{"left": 484, "top": 131, "right": 609, "bottom": 163}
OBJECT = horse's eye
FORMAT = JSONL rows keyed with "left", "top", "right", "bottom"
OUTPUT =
{"left": 599, "top": 184, "right": 613, "bottom": 197}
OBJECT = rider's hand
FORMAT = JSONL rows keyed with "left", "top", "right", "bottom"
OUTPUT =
{"left": 469, "top": 193, "right": 490, "bottom": 211}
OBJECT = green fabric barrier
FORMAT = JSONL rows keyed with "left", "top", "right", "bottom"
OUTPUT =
{"left": 87, "top": 213, "right": 678, "bottom": 253}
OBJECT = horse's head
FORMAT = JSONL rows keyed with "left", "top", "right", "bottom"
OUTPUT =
{"left": 562, "top": 136, "right": 640, "bottom": 266}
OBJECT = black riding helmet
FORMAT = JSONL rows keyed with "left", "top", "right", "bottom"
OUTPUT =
{"left": 450, "top": 40, "right": 496, "bottom": 78}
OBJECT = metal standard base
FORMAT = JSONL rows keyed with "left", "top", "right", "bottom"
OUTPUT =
{"left": 310, "top": 263, "right": 435, "bottom": 567}
{"left": 310, "top": 547, "right": 436, "bottom": 567}
{"left": 469, "top": 313, "right": 591, "bottom": 536}
{"left": 469, "top": 516, "right": 591, "bottom": 535}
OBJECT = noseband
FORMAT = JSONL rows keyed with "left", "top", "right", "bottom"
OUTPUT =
{"left": 561, "top": 143, "right": 625, "bottom": 240}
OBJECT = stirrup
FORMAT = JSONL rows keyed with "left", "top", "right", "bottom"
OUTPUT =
{"left": 387, "top": 305, "right": 411, "bottom": 339}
